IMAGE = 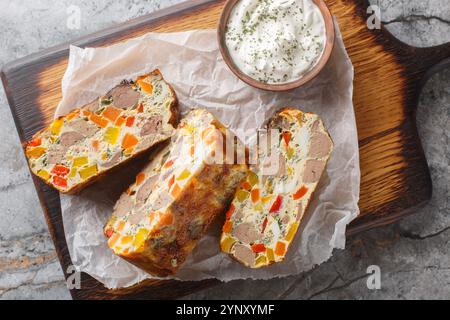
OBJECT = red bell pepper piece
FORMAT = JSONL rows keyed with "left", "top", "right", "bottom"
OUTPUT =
{"left": 51, "top": 164, "right": 70, "bottom": 177}
{"left": 29, "top": 137, "right": 42, "bottom": 147}
{"left": 282, "top": 132, "right": 291, "bottom": 146}
{"left": 126, "top": 116, "right": 135, "bottom": 127}
{"left": 269, "top": 195, "right": 282, "bottom": 213}
{"left": 261, "top": 217, "right": 268, "bottom": 233}
{"left": 251, "top": 243, "right": 266, "bottom": 253}
{"left": 104, "top": 228, "right": 114, "bottom": 238}
{"left": 225, "top": 203, "right": 235, "bottom": 220}
{"left": 53, "top": 176, "right": 67, "bottom": 188}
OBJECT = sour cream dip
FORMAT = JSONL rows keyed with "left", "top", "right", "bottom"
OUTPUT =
{"left": 225, "top": 0, "right": 326, "bottom": 84}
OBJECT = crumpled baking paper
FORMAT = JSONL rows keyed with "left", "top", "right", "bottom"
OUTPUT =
{"left": 59, "top": 24, "right": 360, "bottom": 289}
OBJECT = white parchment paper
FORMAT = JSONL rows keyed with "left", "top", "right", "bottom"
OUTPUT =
{"left": 59, "top": 25, "right": 360, "bottom": 289}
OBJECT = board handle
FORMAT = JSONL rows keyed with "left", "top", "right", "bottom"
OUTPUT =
{"left": 412, "top": 42, "right": 450, "bottom": 81}
{"left": 420, "top": 56, "right": 450, "bottom": 87}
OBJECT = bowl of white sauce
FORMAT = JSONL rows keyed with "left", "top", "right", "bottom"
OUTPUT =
{"left": 218, "top": 0, "right": 335, "bottom": 91}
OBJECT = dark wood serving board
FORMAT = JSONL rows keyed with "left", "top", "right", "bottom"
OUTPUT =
{"left": 2, "top": 0, "right": 449, "bottom": 299}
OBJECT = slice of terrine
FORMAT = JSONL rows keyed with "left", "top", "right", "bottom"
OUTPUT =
{"left": 104, "top": 109, "right": 248, "bottom": 276}
{"left": 221, "top": 108, "right": 333, "bottom": 268}
{"left": 25, "top": 70, "right": 179, "bottom": 193}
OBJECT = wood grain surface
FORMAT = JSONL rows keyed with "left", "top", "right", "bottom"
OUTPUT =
{"left": 2, "top": 0, "right": 450, "bottom": 299}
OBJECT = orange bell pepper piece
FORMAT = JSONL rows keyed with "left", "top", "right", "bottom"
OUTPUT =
{"left": 26, "top": 147, "right": 46, "bottom": 158}
{"left": 293, "top": 186, "right": 308, "bottom": 200}
{"left": 251, "top": 189, "right": 260, "bottom": 203}
{"left": 121, "top": 133, "right": 138, "bottom": 150}
{"left": 168, "top": 175, "right": 175, "bottom": 190}
{"left": 164, "top": 159, "right": 174, "bottom": 168}
{"left": 171, "top": 183, "right": 181, "bottom": 198}
{"left": 91, "top": 139, "right": 99, "bottom": 151}
{"left": 102, "top": 106, "right": 122, "bottom": 122}
{"left": 115, "top": 115, "right": 127, "bottom": 126}
{"left": 138, "top": 80, "right": 153, "bottom": 95}
{"left": 240, "top": 181, "right": 252, "bottom": 191}
{"left": 116, "top": 220, "right": 126, "bottom": 232}
{"left": 90, "top": 113, "right": 108, "bottom": 128}
{"left": 135, "top": 172, "right": 145, "bottom": 185}
{"left": 222, "top": 220, "right": 233, "bottom": 233}
{"left": 275, "top": 241, "right": 286, "bottom": 256}
{"left": 121, "top": 236, "right": 133, "bottom": 245}
{"left": 159, "top": 214, "right": 174, "bottom": 227}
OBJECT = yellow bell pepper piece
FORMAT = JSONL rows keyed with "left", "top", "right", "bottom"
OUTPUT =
{"left": 265, "top": 179, "right": 274, "bottom": 194}
{"left": 176, "top": 169, "right": 191, "bottom": 180}
{"left": 68, "top": 168, "right": 77, "bottom": 178}
{"left": 261, "top": 196, "right": 272, "bottom": 204}
{"left": 248, "top": 171, "right": 259, "bottom": 186}
{"left": 266, "top": 248, "right": 275, "bottom": 262}
{"left": 50, "top": 118, "right": 64, "bottom": 135}
{"left": 26, "top": 147, "right": 46, "bottom": 158}
{"left": 103, "top": 126, "right": 120, "bottom": 145}
{"left": 133, "top": 228, "right": 149, "bottom": 250}
{"left": 236, "top": 190, "right": 249, "bottom": 202}
{"left": 287, "top": 166, "right": 294, "bottom": 176}
{"left": 286, "top": 147, "right": 294, "bottom": 160}
{"left": 183, "top": 124, "right": 195, "bottom": 134}
{"left": 255, "top": 255, "right": 267, "bottom": 267}
{"left": 285, "top": 222, "right": 299, "bottom": 242}
{"left": 79, "top": 164, "right": 98, "bottom": 180}
{"left": 37, "top": 170, "right": 50, "bottom": 180}
{"left": 72, "top": 156, "right": 88, "bottom": 168}
{"left": 254, "top": 203, "right": 263, "bottom": 212}
{"left": 220, "top": 236, "right": 236, "bottom": 253}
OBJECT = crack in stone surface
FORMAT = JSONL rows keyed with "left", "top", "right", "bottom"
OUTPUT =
{"left": 398, "top": 225, "right": 450, "bottom": 240}
{"left": 276, "top": 269, "right": 316, "bottom": 300}
{"left": 305, "top": 274, "right": 368, "bottom": 300}
{"left": 384, "top": 14, "right": 450, "bottom": 25}
{"left": 0, "top": 280, "right": 67, "bottom": 299}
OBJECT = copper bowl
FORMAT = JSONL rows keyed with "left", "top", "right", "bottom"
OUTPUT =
{"left": 217, "top": 0, "right": 335, "bottom": 92}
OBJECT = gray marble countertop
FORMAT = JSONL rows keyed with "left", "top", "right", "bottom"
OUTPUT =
{"left": 0, "top": 0, "right": 448, "bottom": 300}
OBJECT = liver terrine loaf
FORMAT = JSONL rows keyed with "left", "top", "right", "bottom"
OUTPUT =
{"left": 104, "top": 109, "right": 248, "bottom": 276}
{"left": 25, "top": 70, "right": 178, "bottom": 193}
{"left": 221, "top": 108, "right": 333, "bottom": 268}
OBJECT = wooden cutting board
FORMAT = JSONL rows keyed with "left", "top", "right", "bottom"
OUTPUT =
{"left": 2, "top": 0, "right": 449, "bottom": 299}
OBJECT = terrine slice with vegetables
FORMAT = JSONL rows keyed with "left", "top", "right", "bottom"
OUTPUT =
{"left": 104, "top": 109, "right": 248, "bottom": 276}
{"left": 221, "top": 108, "right": 333, "bottom": 268}
{"left": 25, "top": 70, "right": 179, "bottom": 193}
